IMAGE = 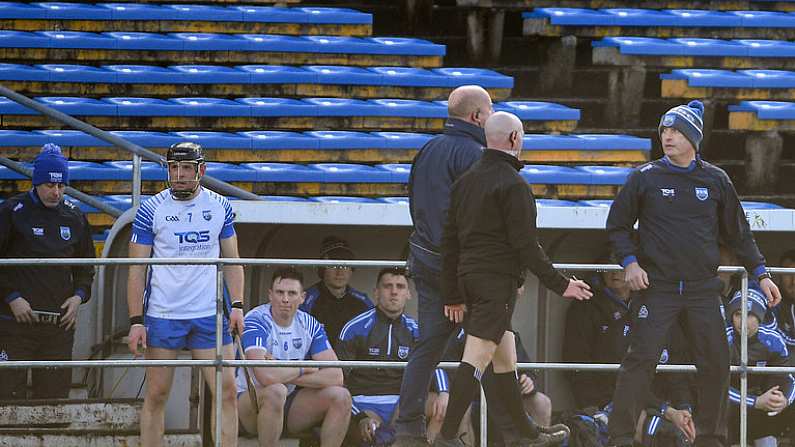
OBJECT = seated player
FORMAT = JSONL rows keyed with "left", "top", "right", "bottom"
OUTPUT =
{"left": 337, "top": 268, "right": 450, "bottom": 445}
{"left": 237, "top": 267, "right": 352, "bottom": 447}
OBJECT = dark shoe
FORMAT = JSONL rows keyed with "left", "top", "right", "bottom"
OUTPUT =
{"left": 508, "top": 430, "right": 568, "bottom": 447}
{"left": 538, "top": 423, "right": 570, "bottom": 438}
{"left": 394, "top": 435, "right": 430, "bottom": 447}
{"left": 431, "top": 437, "right": 465, "bottom": 447}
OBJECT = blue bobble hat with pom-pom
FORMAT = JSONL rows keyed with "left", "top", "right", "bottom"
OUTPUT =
{"left": 659, "top": 100, "right": 705, "bottom": 151}
{"left": 32, "top": 143, "right": 69, "bottom": 186}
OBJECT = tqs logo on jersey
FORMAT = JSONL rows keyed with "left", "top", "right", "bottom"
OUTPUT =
{"left": 165, "top": 215, "right": 180, "bottom": 222}
{"left": 660, "top": 188, "right": 675, "bottom": 198}
{"left": 32, "top": 227, "right": 44, "bottom": 236}
{"left": 174, "top": 230, "right": 211, "bottom": 244}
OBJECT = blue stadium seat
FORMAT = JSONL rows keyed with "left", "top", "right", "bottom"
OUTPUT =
{"left": 169, "top": 97, "right": 250, "bottom": 117}
{"left": 105, "top": 194, "right": 152, "bottom": 211}
{"left": 242, "top": 131, "right": 320, "bottom": 149}
{"left": 305, "top": 131, "right": 385, "bottom": 149}
{"left": 103, "top": 97, "right": 183, "bottom": 116}
{"left": 240, "top": 97, "right": 317, "bottom": 117}
{"left": 368, "top": 67, "right": 448, "bottom": 87}
{"left": 0, "top": 129, "right": 48, "bottom": 146}
{"left": 65, "top": 194, "right": 118, "bottom": 214}
{"left": 170, "top": 33, "right": 250, "bottom": 51}
{"left": 370, "top": 99, "right": 446, "bottom": 117}
{"left": 205, "top": 162, "right": 259, "bottom": 181}
{"left": 574, "top": 166, "right": 632, "bottom": 185}
{"left": 371, "top": 132, "right": 433, "bottom": 148}
{"left": 661, "top": 69, "right": 753, "bottom": 88}
{"left": 36, "top": 2, "right": 112, "bottom": 20}
{"left": 0, "top": 30, "right": 51, "bottom": 48}
{"left": 741, "top": 201, "right": 784, "bottom": 209}
{"left": 242, "top": 163, "right": 322, "bottom": 182}
{"left": 594, "top": 36, "right": 795, "bottom": 57}
{"left": 170, "top": 65, "right": 250, "bottom": 83}
{"left": 304, "top": 65, "right": 382, "bottom": 85}
{"left": 728, "top": 101, "right": 795, "bottom": 119}
{"left": 41, "top": 31, "right": 117, "bottom": 49}
{"left": 579, "top": 199, "right": 614, "bottom": 207}
{"left": 35, "top": 129, "right": 104, "bottom": 145}
{"left": 37, "top": 64, "right": 111, "bottom": 83}
{"left": 305, "top": 98, "right": 382, "bottom": 116}
{"left": 741, "top": 70, "right": 795, "bottom": 88}
{"left": 0, "top": 163, "right": 29, "bottom": 179}
{"left": 362, "top": 37, "right": 445, "bottom": 56}
{"left": 0, "top": 2, "right": 46, "bottom": 19}
{"left": 104, "top": 65, "right": 182, "bottom": 83}
{"left": 432, "top": 68, "right": 514, "bottom": 88}
{"left": 0, "top": 63, "right": 49, "bottom": 81}
{"left": 99, "top": 3, "right": 179, "bottom": 21}
{"left": 237, "top": 65, "right": 316, "bottom": 83}
{"left": 111, "top": 131, "right": 180, "bottom": 147}
{"left": 160, "top": 4, "right": 243, "bottom": 22}
{"left": 376, "top": 163, "right": 412, "bottom": 182}
{"left": 105, "top": 32, "right": 182, "bottom": 50}
{"left": 521, "top": 134, "right": 650, "bottom": 150}
{"left": 235, "top": 6, "right": 371, "bottom": 25}
{"left": 310, "top": 196, "right": 380, "bottom": 203}
{"left": 104, "top": 161, "right": 165, "bottom": 180}
{"left": 311, "top": 163, "right": 395, "bottom": 182}
{"left": 171, "top": 131, "right": 252, "bottom": 149}
{"left": 520, "top": 165, "right": 583, "bottom": 184}
{"left": 70, "top": 161, "right": 129, "bottom": 180}
{"left": 37, "top": 97, "right": 116, "bottom": 115}
{"left": 496, "top": 101, "right": 581, "bottom": 121}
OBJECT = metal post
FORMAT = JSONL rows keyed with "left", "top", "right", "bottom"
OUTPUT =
{"left": 215, "top": 264, "right": 224, "bottom": 447}
{"left": 479, "top": 386, "right": 487, "bottom": 447}
{"left": 739, "top": 272, "right": 749, "bottom": 447}
{"left": 132, "top": 153, "right": 142, "bottom": 209}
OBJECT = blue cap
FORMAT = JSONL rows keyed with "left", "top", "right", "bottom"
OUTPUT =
{"left": 32, "top": 143, "right": 68, "bottom": 186}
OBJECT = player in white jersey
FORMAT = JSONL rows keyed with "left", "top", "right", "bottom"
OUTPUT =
{"left": 237, "top": 267, "right": 352, "bottom": 447}
{"left": 127, "top": 142, "right": 244, "bottom": 447}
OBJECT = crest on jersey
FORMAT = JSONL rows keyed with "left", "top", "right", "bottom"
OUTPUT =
{"left": 695, "top": 187, "right": 709, "bottom": 201}
{"left": 398, "top": 346, "right": 410, "bottom": 359}
{"left": 0, "top": 350, "right": 7, "bottom": 361}
{"left": 292, "top": 338, "right": 303, "bottom": 349}
{"left": 659, "top": 349, "right": 669, "bottom": 364}
{"left": 202, "top": 210, "right": 212, "bottom": 221}
{"left": 638, "top": 305, "right": 649, "bottom": 319}
{"left": 60, "top": 226, "right": 71, "bottom": 241}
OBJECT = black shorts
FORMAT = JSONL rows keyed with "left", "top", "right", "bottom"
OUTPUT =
{"left": 460, "top": 272, "right": 517, "bottom": 344}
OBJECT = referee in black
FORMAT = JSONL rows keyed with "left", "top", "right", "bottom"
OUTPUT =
{"left": 434, "top": 111, "right": 592, "bottom": 447}
{"left": 606, "top": 100, "right": 781, "bottom": 447}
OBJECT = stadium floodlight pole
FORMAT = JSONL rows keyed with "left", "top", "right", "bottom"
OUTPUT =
{"left": 0, "top": 84, "right": 262, "bottom": 201}
{"left": 0, "top": 156, "right": 123, "bottom": 217}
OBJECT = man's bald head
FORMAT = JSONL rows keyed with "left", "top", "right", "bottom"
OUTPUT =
{"left": 485, "top": 112, "right": 524, "bottom": 154}
{"left": 447, "top": 85, "right": 493, "bottom": 127}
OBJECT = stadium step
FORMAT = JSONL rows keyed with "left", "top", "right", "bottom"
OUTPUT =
{"left": 0, "top": 398, "right": 141, "bottom": 430}
{"left": 0, "top": 428, "right": 201, "bottom": 447}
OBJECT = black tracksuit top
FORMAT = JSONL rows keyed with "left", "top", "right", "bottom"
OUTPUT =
{"left": 441, "top": 149, "right": 569, "bottom": 305}
{"left": 0, "top": 190, "right": 95, "bottom": 317}
{"left": 607, "top": 157, "right": 765, "bottom": 288}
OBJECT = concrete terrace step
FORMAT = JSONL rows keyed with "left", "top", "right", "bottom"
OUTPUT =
{"left": 0, "top": 398, "right": 141, "bottom": 430}
{"left": 0, "top": 428, "right": 200, "bottom": 447}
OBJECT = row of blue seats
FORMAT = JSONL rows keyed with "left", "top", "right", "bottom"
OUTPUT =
{"left": 0, "top": 130, "right": 649, "bottom": 151}
{"left": 593, "top": 37, "right": 795, "bottom": 57}
{"left": 68, "top": 195, "right": 784, "bottom": 213}
{"left": 0, "top": 63, "right": 513, "bottom": 88}
{"left": 525, "top": 8, "right": 795, "bottom": 27}
{"left": 0, "top": 3, "right": 372, "bottom": 24}
{"left": 663, "top": 69, "right": 795, "bottom": 88}
{"left": 729, "top": 101, "right": 795, "bottom": 119}
{"left": 0, "top": 161, "right": 631, "bottom": 185}
{"left": 0, "top": 31, "right": 444, "bottom": 55}
{"left": 0, "top": 97, "right": 581, "bottom": 121}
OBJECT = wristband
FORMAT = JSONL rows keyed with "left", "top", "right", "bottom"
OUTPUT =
{"left": 231, "top": 300, "right": 244, "bottom": 310}
{"left": 758, "top": 272, "right": 773, "bottom": 283}
{"left": 659, "top": 401, "right": 669, "bottom": 417}
{"left": 130, "top": 315, "right": 144, "bottom": 326}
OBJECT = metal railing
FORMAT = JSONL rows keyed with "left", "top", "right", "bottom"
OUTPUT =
{"left": 0, "top": 257, "right": 792, "bottom": 447}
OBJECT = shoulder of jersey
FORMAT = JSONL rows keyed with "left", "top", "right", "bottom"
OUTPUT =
{"left": 401, "top": 313, "right": 419, "bottom": 331}
{"left": 140, "top": 190, "right": 170, "bottom": 211}
{"left": 637, "top": 161, "right": 659, "bottom": 174}
{"left": 757, "top": 327, "right": 788, "bottom": 355}
{"left": 205, "top": 189, "right": 231, "bottom": 207}
{"left": 3, "top": 195, "right": 24, "bottom": 213}
{"left": 349, "top": 288, "right": 373, "bottom": 306}
{"left": 340, "top": 308, "right": 376, "bottom": 340}
{"left": 302, "top": 285, "right": 321, "bottom": 310}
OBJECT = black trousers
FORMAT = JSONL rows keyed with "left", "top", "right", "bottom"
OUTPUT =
{"left": 608, "top": 280, "right": 729, "bottom": 446}
{"left": 729, "top": 404, "right": 795, "bottom": 443}
{"left": 0, "top": 319, "right": 74, "bottom": 399}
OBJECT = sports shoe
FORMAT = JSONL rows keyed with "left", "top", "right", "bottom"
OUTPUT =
{"left": 538, "top": 423, "right": 570, "bottom": 438}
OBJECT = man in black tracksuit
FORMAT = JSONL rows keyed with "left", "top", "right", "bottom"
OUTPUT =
{"left": 606, "top": 100, "right": 781, "bottom": 447}
{"left": 0, "top": 144, "right": 95, "bottom": 399}
{"left": 433, "top": 112, "right": 592, "bottom": 447}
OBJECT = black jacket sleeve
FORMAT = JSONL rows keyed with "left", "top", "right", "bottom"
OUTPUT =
{"left": 440, "top": 192, "right": 463, "bottom": 305}
{"left": 336, "top": 329, "right": 359, "bottom": 380}
{"left": 72, "top": 213, "right": 96, "bottom": 302}
{"left": 500, "top": 182, "right": 568, "bottom": 295}
{"left": 0, "top": 202, "right": 13, "bottom": 300}
{"left": 607, "top": 169, "right": 642, "bottom": 267}
{"left": 718, "top": 173, "right": 766, "bottom": 275}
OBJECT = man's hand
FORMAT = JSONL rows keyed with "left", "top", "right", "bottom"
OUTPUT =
{"left": 431, "top": 392, "right": 449, "bottom": 422}
{"left": 8, "top": 297, "right": 37, "bottom": 324}
{"left": 759, "top": 277, "right": 782, "bottom": 307}
{"left": 230, "top": 307, "right": 245, "bottom": 337}
{"left": 444, "top": 304, "right": 466, "bottom": 323}
{"left": 519, "top": 374, "right": 535, "bottom": 395}
{"left": 60, "top": 295, "right": 82, "bottom": 330}
{"left": 665, "top": 408, "right": 695, "bottom": 443}
{"left": 128, "top": 324, "right": 147, "bottom": 358}
{"left": 755, "top": 386, "right": 787, "bottom": 413}
{"left": 624, "top": 262, "right": 649, "bottom": 291}
{"left": 562, "top": 279, "right": 592, "bottom": 301}
{"left": 359, "top": 416, "right": 380, "bottom": 443}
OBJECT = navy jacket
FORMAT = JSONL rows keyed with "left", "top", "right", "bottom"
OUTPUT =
{"left": 337, "top": 307, "right": 448, "bottom": 396}
{"left": 607, "top": 157, "right": 765, "bottom": 290}
{"left": 300, "top": 281, "right": 373, "bottom": 349}
{"left": 408, "top": 118, "right": 484, "bottom": 270}
{"left": 0, "top": 190, "right": 95, "bottom": 317}
{"left": 727, "top": 325, "right": 795, "bottom": 408}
